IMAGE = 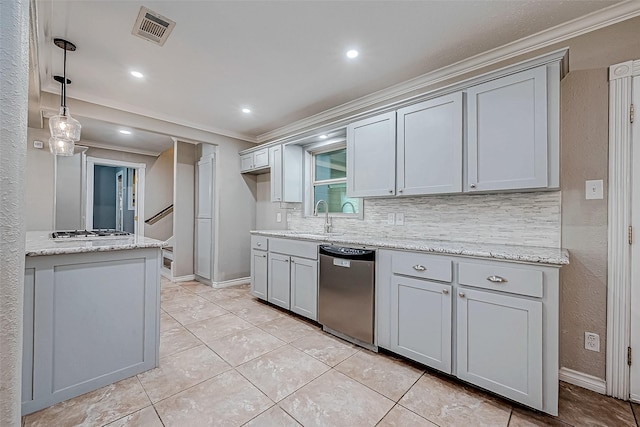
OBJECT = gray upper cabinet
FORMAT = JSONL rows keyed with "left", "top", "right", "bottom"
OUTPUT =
{"left": 240, "top": 147, "right": 269, "bottom": 173}
{"left": 347, "top": 111, "right": 397, "bottom": 197}
{"left": 397, "top": 93, "right": 463, "bottom": 195}
{"left": 269, "top": 145, "right": 283, "bottom": 202}
{"left": 270, "top": 144, "right": 303, "bottom": 203}
{"left": 466, "top": 66, "right": 549, "bottom": 192}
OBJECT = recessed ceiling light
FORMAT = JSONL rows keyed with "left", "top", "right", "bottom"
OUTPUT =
{"left": 242, "top": 108, "right": 251, "bottom": 114}
{"left": 320, "top": 135, "right": 328, "bottom": 139}
{"left": 130, "top": 71, "right": 144, "bottom": 78}
{"left": 119, "top": 130, "right": 132, "bottom": 135}
{"left": 346, "top": 49, "right": 359, "bottom": 59}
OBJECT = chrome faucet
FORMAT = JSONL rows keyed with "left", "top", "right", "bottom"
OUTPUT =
{"left": 313, "top": 199, "right": 332, "bottom": 233}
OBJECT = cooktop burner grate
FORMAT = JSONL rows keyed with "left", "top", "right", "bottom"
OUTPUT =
{"left": 51, "top": 230, "right": 132, "bottom": 239}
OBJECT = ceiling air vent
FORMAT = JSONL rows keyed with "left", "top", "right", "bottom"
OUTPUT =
{"left": 131, "top": 6, "right": 175, "bottom": 46}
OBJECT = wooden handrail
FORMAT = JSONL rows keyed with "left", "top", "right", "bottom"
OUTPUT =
{"left": 145, "top": 204, "right": 173, "bottom": 225}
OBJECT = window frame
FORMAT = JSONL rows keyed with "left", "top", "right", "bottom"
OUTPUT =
{"left": 304, "top": 141, "right": 363, "bottom": 219}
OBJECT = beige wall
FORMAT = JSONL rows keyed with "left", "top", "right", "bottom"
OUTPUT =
{"left": 173, "top": 142, "right": 195, "bottom": 278}
{"left": 256, "top": 173, "right": 287, "bottom": 231}
{"left": 559, "top": 69, "right": 609, "bottom": 378}
{"left": 145, "top": 148, "right": 174, "bottom": 241}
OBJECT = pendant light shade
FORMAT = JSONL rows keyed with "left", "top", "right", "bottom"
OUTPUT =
{"left": 49, "top": 38, "right": 81, "bottom": 156}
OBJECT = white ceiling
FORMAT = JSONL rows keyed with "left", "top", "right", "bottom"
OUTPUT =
{"left": 34, "top": 0, "right": 623, "bottom": 152}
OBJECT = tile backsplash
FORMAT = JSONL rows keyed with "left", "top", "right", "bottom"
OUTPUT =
{"left": 287, "top": 191, "right": 561, "bottom": 248}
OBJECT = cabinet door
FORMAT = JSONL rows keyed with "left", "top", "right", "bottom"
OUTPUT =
{"left": 457, "top": 287, "right": 543, "bottom": 410}
{"left": 267, "top": 253, "right": 290, "bottom": 309}
{"left": 269, "top": 145, "right": 283, "bottom": 202}
{"left": 390, "top": 276, "right": 452, "bottom": 373}
{"left": 347, "top": 112, "right": 397, "bottom": 197}
{"left": 254, "top": 148, "right": 269, "bottom": 169}
{"left": 195, "top": 218, "right": 212, "bottom": 279}
{"left": 250, "top": 249, "right": 268, "bottom": 300}
{"left": 467, "top": 66, "right": 548, "bottom": 191}
{"left": 290, "top": 257, "right": 318, "bottom": 321}
{"left": 240, "top": 153, "right": 254, "bottom": 172}
{"left": 397, "top": 92, "right": 463, "bottom": 195}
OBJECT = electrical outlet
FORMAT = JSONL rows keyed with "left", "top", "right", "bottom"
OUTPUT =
{"left": 585, "top": 332, "right": 600, "bottom": 352}
{"left": 387, "top": 213, "right": 395, "bottom": 225}
{"left": 276, "top": 212, "right": 282, "bottom": 223}
{"left": 396, "top": 213, "right": 405, "bottom": 226}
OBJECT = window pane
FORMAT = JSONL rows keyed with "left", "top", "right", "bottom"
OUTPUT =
{"left": 313, "top": 182, "right": 359, "bottom": 214}
{"left": 315, "top": 148, "right": 346, "bottom": 181}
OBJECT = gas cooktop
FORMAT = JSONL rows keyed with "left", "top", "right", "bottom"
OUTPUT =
{"left": 51, "top": 230, "right": 132, "bottom": 239}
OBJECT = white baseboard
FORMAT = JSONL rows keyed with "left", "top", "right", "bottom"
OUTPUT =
{"left": 630, "top": 393, "right": 640, "bottom": 403}
{"left": 172, "top": 274, "right": 196, "bottom": 283}
{"left": 559, "top": 367, "right": 607, "bottom": 395}
{"left": 211, "top": 276, "right": 250, "bottom": 289}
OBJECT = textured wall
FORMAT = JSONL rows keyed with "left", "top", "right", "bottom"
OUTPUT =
{"left": 0, "top": 0, "right": 29, "bottom": 425}
{"left": 288, "top": 191, "right": 561, "bottom": 247}
{"left": 559, "top": 69, "right": 609, "bottom": 379}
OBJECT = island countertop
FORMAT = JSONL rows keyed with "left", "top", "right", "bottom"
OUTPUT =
{"left": 25, "top": 231, "right": 167, "bottom": 256}
{"left": 251, "top": 230, "right": 569, "bottom": 266}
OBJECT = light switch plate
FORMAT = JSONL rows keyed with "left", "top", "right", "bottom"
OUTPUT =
{"left": 396, "top": 213, "right": 405, "bottom": 226}
{"left": 387, "top": 213, "right": 395, "bottom": 225}
{"left": 286, "top": 213, "right": 292, "bottom": 222}
{"left": 33, "top": 140, "right": 44, "bottom": 149}
{"left": 585, "top": 179, "right": 604, "bottom": 200}
{"left": 276, "top": 212, "right": 282, "bottom": 223}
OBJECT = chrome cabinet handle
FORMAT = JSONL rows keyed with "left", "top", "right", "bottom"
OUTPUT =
{"left": 412, "top": 265, "right": 426, "bottom": 271}
{"left": 487, "top": 275, "right": 507, "bottom": 283}
{"left": 389, "top": 190, "right": 393, "bottom": 194}
{"left": 398, "top": 189, "right": 403, "bottom": 193}
{"left": 285, "top": 259, "right": 289, "bottom": 263}
{"left": 442, "top": 289, "right": 449, "bottom": 295}
{"left": 261, "top": 254, "right": 266, "bottom": 258}
{"left": 257, "top": 242, "right": 262, "bottom": 246}
{"left": 459, "top": 292, "right": 465, "bottom": 298}
{"left": 470, "top": 183, "right": 476, "bottom": 189}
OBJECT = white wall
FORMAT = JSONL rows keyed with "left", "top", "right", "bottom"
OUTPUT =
{"left": 145, "top": 147, "right": 174, "bottom": 241}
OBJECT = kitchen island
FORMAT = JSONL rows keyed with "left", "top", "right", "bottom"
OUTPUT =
{"left": 22, "top": 232, "right": 166, "bottom": 415}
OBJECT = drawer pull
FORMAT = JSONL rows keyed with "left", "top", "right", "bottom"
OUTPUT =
{"left": 487, "top": 275, "right": 508, "bottom": 283}
{"left": 442, "top": 289, "right": 449, "bottom": 295}
{"left": 412, "top": 265, "right": 427, "bottom": 271}
{"left": 257, "top": 242, "right": 262, "bottom": 246}
{"left": 459, "top": 292, "right": 465, "bottom": 298}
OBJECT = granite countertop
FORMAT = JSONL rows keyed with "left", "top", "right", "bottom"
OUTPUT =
{"left": 251, "top": 230, "right": 569, "bottom": 265}
{"left": 25, "top": 231, "right": 167, "bottom": 256}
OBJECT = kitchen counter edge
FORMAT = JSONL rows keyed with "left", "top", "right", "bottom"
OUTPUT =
{"left": 250, "top": 230, "right": 569, "bottom": 266}
{"left": 25, "top": 231, "right": 167, "bottom": 257}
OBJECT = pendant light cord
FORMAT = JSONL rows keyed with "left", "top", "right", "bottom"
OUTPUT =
{"left": 62, "top": 40, "right": 67, "bottom": 109}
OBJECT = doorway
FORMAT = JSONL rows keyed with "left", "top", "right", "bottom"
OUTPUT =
{"left": 86, "top": 157, "right": 146, "bottom": 235}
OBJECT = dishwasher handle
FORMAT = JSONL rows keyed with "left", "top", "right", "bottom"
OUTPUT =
{"left": 319, "top": 245, "right": 375, "bottom": 261}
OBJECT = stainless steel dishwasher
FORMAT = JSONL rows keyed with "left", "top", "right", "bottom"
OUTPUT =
{"left": 318, "top": 245, "right": 376, "bottom": 349}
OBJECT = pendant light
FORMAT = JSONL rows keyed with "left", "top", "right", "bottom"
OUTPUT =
{"left": 49, "top": 38, "right": 81, "bottom": 156}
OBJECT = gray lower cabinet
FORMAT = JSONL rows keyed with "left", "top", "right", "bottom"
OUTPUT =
{"left": 378, "top": 248, "right": 559, "bottom": 415}
{"left": 250, "top": 249, "right": 268, "bottom": 299}
{"left": 268, "top": 252, "right": 291, "bottom": 309}
{"left": 251, "top": 236, "right": 319, "bottom": 321}
{"left": 22, "top": 248, "right": 161, "bottom": 415}
{"left": 290, "top": 256, "right": 318, "bottom": 320}
{"left": 390, "top": 276, "right": 452, "bottom": 373}
{"left": 456, "top": 287, "right": 543, "bottom": 410}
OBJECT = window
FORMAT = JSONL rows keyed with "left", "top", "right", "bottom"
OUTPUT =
{"left": 311, "top": 146, "right": 361, "bottom": 215}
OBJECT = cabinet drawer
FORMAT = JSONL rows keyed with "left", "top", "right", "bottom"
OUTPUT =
{"left": 458, "top": 261, "right": 543, "bottom": 298}
{"left": 251, "top": 235, "right": 268, "bottom": 251}
{"left": 391, "top": 251, "right": 452, "bottom": 282}
{"left": 269, "top": 238, "right": 318, "bottom": 259}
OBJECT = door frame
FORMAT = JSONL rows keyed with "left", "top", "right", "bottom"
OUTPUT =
{"left": 86, "top": 157, "right": 146, "bottom": 235}
{"left": 115, "top": 170, "right": 124, "bottom": 231}
{"left": 606, "top": 59, "right": 639, "bottom": 400}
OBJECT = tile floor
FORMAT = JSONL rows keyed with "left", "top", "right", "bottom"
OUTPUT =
{"left": 23, "top": 278, "right": 640, "bottom": 427}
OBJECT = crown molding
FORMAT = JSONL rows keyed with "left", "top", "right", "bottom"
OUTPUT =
{"left": 256, "top": 1, "right": 640, "bottom": 144}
